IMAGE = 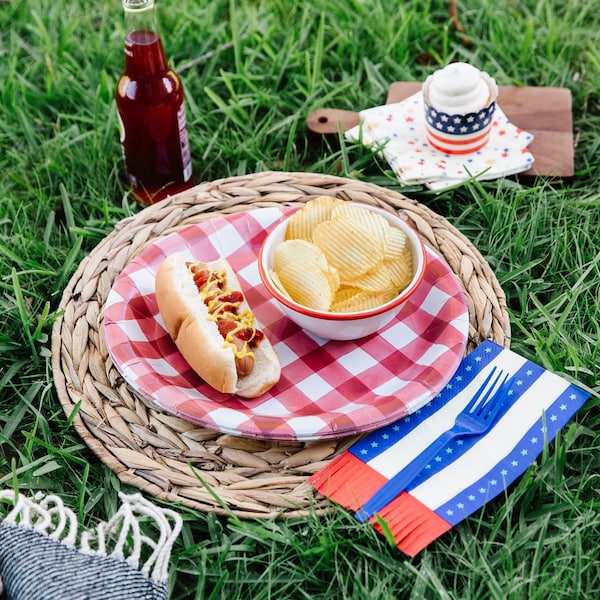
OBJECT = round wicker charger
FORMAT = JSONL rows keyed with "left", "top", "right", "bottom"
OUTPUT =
{"left": 51, "top": 171, "right": 510, "bottom": 519}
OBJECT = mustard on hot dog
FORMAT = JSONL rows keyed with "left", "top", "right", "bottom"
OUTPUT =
{"left": 155, "top": 254, "right": 280, "bottom": 398}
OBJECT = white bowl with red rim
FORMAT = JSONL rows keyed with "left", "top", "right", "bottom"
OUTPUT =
{"left": 258, "top": 203, "right": 427, "bottom": 341}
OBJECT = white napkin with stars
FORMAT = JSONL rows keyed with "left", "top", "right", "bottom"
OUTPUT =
{"left": 346, "top": 91, "right": 535, "bottom": 191}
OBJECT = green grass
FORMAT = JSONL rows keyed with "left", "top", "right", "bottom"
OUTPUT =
{"left": 1, "top": 0, "right": 600, "bottom": 598}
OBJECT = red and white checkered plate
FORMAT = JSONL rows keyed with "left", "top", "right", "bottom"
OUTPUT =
{"left": 104, "top": 206, "right": 469, "bottom": 441}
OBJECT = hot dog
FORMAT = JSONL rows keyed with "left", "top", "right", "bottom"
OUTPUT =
{"left": 155, "top": 253, "right": 281, "bottom": 398}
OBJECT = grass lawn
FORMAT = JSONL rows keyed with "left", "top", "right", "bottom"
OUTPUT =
{"left": 1, "top": 0, "right": 599, "bottom": 598}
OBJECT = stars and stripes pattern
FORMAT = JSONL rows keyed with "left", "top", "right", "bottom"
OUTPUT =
{"left": 347, "top": 92, "right": 535, "bottom": 189}
{"left": 424, "top": 101, "right": 496, "bottom": 154}
{"left": 309, "top": 339, "right": 590, "bottom": 555}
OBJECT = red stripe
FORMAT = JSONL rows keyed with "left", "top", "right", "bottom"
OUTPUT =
{"left": 308, "top": 452, "right": 388, "bottom": 511}
{"left": 427, "top": 136, "right": 490, "bottom": 155}
{"left": 426, "top": 126, "right": 490, "bottom": 146}
{"left": 371, "top": 492, "right": 452, "bottom": 556}
{"left": 310, "top": 456, "right": 453, "bottom": 555}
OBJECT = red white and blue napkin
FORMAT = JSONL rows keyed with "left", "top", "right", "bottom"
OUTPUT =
{"left": 309, "top": 339, "right": 590, "bottom": 556}
{"left": 346, "top": 91, "right": 535, "bottom": 190}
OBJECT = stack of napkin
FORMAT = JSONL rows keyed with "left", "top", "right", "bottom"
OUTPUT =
{"left": 346, "top": 92, "right": 535, "bottom": 190}
{"left": 309, "top": 340, "right": 590, "bottom": 556}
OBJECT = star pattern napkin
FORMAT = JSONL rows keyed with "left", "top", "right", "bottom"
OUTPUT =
{"left": 346, "top": 92, "right": 535, "bottom": 190}
{"left": 309, "top": 340, "right": 590, "bottom": 556}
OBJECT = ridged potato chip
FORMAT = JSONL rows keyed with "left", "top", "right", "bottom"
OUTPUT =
{"left": 330, "top": 287, "right": 362, "bottom": 312}
{"left": 285, "top": 196, "right": 343, "bottom": 241}
{"left": 274, "top": 239, "right": 328, "bottom": 272}
{"left": 268, "top": 269, "right": 293, "bottom": 300}
{"left": 342, "top": 265, "right": 395, "bottom": 293}
{"left": 271, "top": 196, "right": 418, "bottom": 314}
{"left": 386, "top": 245, "right": 413, "bottom": 291}
{"left": 384, "top": 226, "right": 408, "bottom": 261}
{"left": 331, "top": 289, "right": 395, "bottom": 313}
{"left": 312, "top": 214, "right": 384, "bottom": 280}
{"left": 324, "top": 265, "right": 341, "bottom": 293}
{"left": 331, "top": 286, "right": 362, "bottom": 303}
{"left": 277, "top": 259, "right": 334, "bottom": 311}
{"left": 332, "top": 203, "right": 391, "bottom": 248}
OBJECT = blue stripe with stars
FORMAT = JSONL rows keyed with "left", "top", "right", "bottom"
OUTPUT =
{"left": 397, "top": 359, "right": 545, "bottom": 490}
{"left": 435, "top": 381, "right": 589, "bottom": 525}
{"left": 349, "top": 340, "right": 504, "bottom": 462}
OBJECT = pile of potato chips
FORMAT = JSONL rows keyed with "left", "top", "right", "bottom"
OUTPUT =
{"left": 269, "top": 196, "right": 414, "bottom": 313}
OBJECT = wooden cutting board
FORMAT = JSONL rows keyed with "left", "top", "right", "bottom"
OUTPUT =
{"left": 306, "top": 83, "right": 574, "bottom": 179}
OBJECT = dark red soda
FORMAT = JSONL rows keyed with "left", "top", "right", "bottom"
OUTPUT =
{"left": 116, "top": 29, "right": 193, "bottom": 204}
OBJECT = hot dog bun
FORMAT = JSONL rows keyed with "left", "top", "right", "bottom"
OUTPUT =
{"left": 155, "top": 253, "right": 281, "bottom": 398}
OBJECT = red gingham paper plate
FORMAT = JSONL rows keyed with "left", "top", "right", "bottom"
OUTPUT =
{"left": 104, "top": 206, "right": 469, "bottom": 441}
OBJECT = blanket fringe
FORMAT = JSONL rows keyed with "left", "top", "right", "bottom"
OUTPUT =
{"left": 0, "top": 490, "right": 182, "bottom": 583}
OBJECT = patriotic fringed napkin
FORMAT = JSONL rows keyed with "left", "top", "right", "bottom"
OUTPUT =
{"left": 346, "top": 91, "right": 535, "bottom": 190}
{"left": 0, "top": 491, "right": 182, "bottom": 600}
{"left": 309, "top": 340, "right": 590, "bottom": 556}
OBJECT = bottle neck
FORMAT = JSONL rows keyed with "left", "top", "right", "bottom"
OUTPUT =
{"left": 122, "top": 0, "right": 168, "bottom": 77}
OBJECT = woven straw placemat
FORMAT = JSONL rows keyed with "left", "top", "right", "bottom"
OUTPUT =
{"left": 51, "top": 171, "right": 510, "bottom": 519}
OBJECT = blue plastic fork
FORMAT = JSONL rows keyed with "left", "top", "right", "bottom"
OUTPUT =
{"left": 355, "top": 366, "right": 512, "bottom": 522}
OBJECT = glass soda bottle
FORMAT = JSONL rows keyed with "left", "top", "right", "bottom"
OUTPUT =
{"left": 116, "top": 0, "right": 193, "bottom": 204}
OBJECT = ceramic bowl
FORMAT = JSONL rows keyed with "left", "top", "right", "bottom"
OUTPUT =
{"left": 258, "top": 203, "right": 427, "bottom": 341}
